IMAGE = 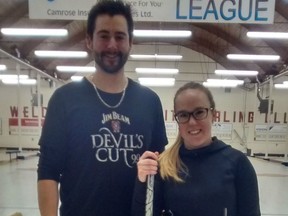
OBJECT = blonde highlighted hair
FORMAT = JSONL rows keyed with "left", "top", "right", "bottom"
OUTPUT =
{"left": 159, "top": 134, "right": 188, "bottom": 183}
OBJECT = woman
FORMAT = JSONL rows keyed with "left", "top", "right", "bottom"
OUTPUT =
{"left": 132, "top": 81, "right": 260, "bottom": 216}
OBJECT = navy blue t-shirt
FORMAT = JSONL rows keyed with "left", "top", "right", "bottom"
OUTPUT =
{"left": 38, "top": 78, "right": 168, "bottom": 216}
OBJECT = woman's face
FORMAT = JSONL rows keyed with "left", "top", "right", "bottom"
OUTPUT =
{"left": 174, "top": 88, "right": 214, "bottom": 150}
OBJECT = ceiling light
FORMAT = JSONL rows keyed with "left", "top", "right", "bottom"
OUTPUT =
{"left": 135, "top": 68, "right": 179, "bottom": 74}
{"left": 130, "top": 54, "right": 182, "bottom": 60}
{"left": 56, "top": 66, "right": 96, "bottom": 73}
{"left": 203, "top": 79, "right": 244, "bottom": 87}
{"left": 283, "top": 81, "right": 288, "bottom": 85}
{"left": 1, "top": 79, "right": 18, "bottom": 84}
{"left": 215, "top": 70, "right": 258, "bottom": 76}
{"left": 71, "top": 76, "right": 84, "bottom": 81}
{"left": 274, "top": 83, "right": 288, "bottom": 89}
{"left": 203, "top": 82, "right": 238, "bottom": 87}
{"left": 34, "top": 50, "right": 88, "bottom": 58}
{"left": 0, "top": 64, "right": 7, "bottom": 70}
{"left": 1, "top": 28, "right": 68, "bottom": 37}
{"left": 20, "top": 79, "right": 37, "bottom": 85}
{"left": 207, "top": 79, "right": 244, "bottom": 84}
{"left": 2, "top": 78, "right": 36, "bottom": 85}
{"left": 247, "top": 31, "right": 288, "bottom": 39}
{"left": 133, "top": 30, "right": 192, "bottom": 38}
{"left": 227, "top": 54, "right": 280, "bottom": 61}
{"left": 138, "top": 78, "right": 175, "bottom": 86}
{"left": 0, "top": 74, "right": 29, "bottom": 80}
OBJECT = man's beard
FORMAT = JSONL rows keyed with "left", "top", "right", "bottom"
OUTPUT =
{"left": 94, "top": 51, "right": 128, "bottom": 74}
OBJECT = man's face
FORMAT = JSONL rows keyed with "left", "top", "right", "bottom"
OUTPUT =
{"left": 87, "top": 14, "right": 132, "bottom": 74}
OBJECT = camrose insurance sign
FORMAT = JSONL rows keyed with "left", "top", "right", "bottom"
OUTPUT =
{"left": 28, "top": 0, "right": 275, "bottom": 24}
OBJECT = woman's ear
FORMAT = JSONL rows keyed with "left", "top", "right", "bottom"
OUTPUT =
{"left": 212, "top": 109, "right": 217, "bottom": 123}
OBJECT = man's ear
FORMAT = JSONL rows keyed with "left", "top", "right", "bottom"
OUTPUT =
{"left": 86, "top": 35, "right": 93, "bottom": 50}
{"left": 128, "top": 38, "right": 133, "bottom": 52}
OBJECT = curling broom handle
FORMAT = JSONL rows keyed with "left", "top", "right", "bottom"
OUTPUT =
{"left": 145, "top": 174, "right": 154, "bottom": 216}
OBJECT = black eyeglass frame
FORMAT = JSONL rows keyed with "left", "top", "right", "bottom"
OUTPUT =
{"left": 174, "top": 107, "right": 214, "bottom": 124}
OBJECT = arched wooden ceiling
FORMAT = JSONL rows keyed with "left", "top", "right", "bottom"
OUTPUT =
{"left": 0, "top": 0, "right": 288, "bottom": 84}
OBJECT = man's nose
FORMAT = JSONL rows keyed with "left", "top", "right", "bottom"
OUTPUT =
{"left": 107, "top": 37, "right": 117, "bottom": 49}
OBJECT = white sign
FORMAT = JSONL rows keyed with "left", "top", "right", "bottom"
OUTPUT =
{"left": 9, "top": 118, "right": 42, "bottom": 136}
{"left": 28, "top": 0, "right": 275, "bottom": 24}
{"left": 255, "top": 124, "right": 288, "bottom": 142}
{"left": 165, "top": 122, "right": 178, "bottom": 138}
{"left": 212, "top": 123, "right": 233, "bottom": 140}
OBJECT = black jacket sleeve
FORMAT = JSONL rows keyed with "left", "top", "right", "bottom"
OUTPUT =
{"left": 131, "top": 178, "right": 147, "bottom": 216}
{"left": 235, "top": 155, "right": 261, "bottom": 216}
{"left": 131, "top": 174, "right": 165, "bottom": 216}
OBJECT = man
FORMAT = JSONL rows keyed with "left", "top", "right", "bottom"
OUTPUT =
{"left": 37, "top": 0, "right": 168, "bottom": 215}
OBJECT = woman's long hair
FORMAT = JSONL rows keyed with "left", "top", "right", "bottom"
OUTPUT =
{"left": 159, "top": 134, "right": 188, "bottom": 182}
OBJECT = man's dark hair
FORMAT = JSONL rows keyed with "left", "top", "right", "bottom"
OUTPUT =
{"left": 87, "top": 0, "right": 134, "bottom": 41}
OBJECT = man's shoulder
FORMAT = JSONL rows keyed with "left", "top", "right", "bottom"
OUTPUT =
{"left": 55, "top": 78, "right": 88, "bottom": 93}
{"left": 128, "top": 78, "right": 159, "bottom": 97}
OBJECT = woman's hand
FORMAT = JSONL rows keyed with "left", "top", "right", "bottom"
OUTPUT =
{"left": 137, "top": 151, "right": 159, "bottom": 182}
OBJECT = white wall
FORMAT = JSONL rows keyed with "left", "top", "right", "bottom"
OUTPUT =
{"left": 0, "top": 81, "right": 58, "bottom": 149}
{"left": 1, "top": 78, "right": 287, "bottom": 156}
{"left": 1, "top": 63, "right": 288, "bottom": 159}
{"left": 151, "top": 84, "right": 288, "bottom": 156}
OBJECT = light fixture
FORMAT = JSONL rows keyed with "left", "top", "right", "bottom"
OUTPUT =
{"left": 203, "top": 82, "right": 238, "bottom": 87}
{"left": 133, "top": 30, "right": 192, "bottom": 38}
{"left": 0, "top": 74, "right": 33, "bottom": 85}
{"left": 2, "top": 78, "right": 36, "bottom": 85}
{"left": 1, "top": 28, "right": 68, "bottom": 37}
{"left": 135, "top": 68, "right": 179, "bottom": 74}
{"left": 56, "top": 66, "right": 96, "bottom": 73}
{"left": 130, "top": 54, "right": 182, "bottom": 60}
{"left": 19, "top": 79, "right": 37, "bottom": 85}
{"left": 138, "top": 78, "right": 175, "bottom": 86}
{"left": 71, "top": 76, "right": 84, "bottom": 81}
{"left": 0, "top": 64, "right": 7, "bottom": 70}
{"left": 1, "top": 79, "right": 18, "bottom": 84}
{"left": 274, "top": 81, "right": 288, "bottom": 89}
{"left": 207, "top": 79, "right": 244, "bottom": 84}
{"left": 203, "top": 79, "right": 244, "bottom": 87}
{"left": 274, "top": 83, "right": 288, "bottom": 89}
{"left": 247, "top": 31, "right": 288, "bottom": 39}
{"left": 227, "top": 54, "right": 280, "bottom": 61}
{"left": 215, "top": 69, "right": 258, "bottom": 76}
{"left": 0, "top": 74, "right": 29, "bottom": 80}
{"left": 34, "top": 50, "right": 88, "bottom": 58}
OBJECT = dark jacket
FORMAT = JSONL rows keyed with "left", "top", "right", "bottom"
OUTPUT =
{"left": 132, "top": 137, "right": 261, "bottom": 216}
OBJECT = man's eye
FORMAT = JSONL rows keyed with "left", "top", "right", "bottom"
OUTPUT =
{"left": 116, "top": 35, "right": 125, "bottom": 40}
{"left": 99, "top": 35, "right": 109, "bottom": 39}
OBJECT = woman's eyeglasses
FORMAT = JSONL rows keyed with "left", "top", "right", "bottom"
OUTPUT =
{"left": 174, "top": 107, "right": 213, "bottom": 124}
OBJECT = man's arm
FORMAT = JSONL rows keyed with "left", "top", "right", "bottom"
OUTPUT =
{"left": 38, "top": 179, "right": 59, "bottom": 216}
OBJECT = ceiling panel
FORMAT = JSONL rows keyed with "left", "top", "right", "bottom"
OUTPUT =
{"left": 0, "top": 0, "right": 288, "bottom": 88}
